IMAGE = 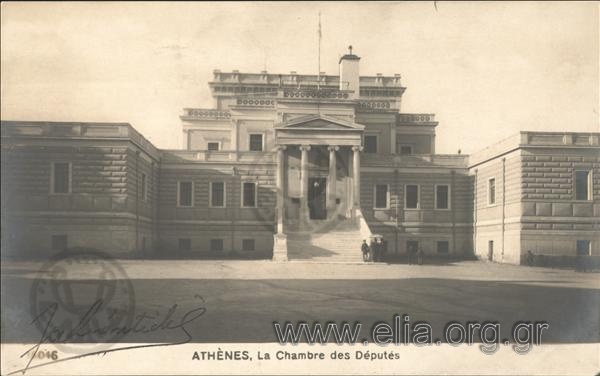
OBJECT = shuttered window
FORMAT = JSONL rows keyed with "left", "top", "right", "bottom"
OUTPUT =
{"left": 210, "top": 182, "right": 225, "bottom": 207}
{"left": 242, "top": 182, "right": 256, "bottom": 207}
{"left": 249, "top": 134, "right": 263, "bottom": 151}
{"left": 436, "top": 185, "right": 449, "bottom": 209}
{"left": 374, "top": 184, "right": 388, "bottom": 209}
{"left": 405, "top": 185, "right": 419, "bottom": 209}
{"left": 52, "top": 162, "right": 70, "bottom": 194}
{"left": 178, "top": 181, "right": 193, "bottom": 207}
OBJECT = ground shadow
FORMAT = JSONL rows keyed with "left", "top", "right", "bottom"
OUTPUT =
{"left": 383, "top": 255, "right": 474, "bottom": 266}
{"left": 2, "top": 276, "right": 598, "bottom": 344}
{"left": 288, "top": 245, "right": 338, "bottom": 260}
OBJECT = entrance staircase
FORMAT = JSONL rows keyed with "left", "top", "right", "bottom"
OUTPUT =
{"left": 286, "top": 220, "right": 366, "bottom": 263}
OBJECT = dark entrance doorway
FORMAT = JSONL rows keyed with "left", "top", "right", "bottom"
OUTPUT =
{"left": 576, "top": 240, "right": 591, "bottom": 256}
{"left": 308, "top": 177, "right": 327, "bottom": 219}
{"left": 407, "top": 240, "right": 419, "bottom": 255}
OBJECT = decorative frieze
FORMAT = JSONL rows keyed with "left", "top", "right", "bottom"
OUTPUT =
{"left": 282, "top": 89, "right": 350, "bottom": 99}
{"left": 397, "top": 113, "right": 436, "bottom": 123}
{"left": 357, "top": 101, "right": 393, "bottom": 111}
{"left": 235, "top": 98, "right": 275, "bottom": 107}
{"left": 182, "top": 108, "right": 231, "bottom": 119}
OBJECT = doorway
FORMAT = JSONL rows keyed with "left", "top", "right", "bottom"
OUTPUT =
{"left": 576, "top": 240, "right": 591, "bottom": 256}
{"left": 308, "top": 177, "right": 327, "bottom": 219}
{"left": 406, "top": 240, "right": 419, "bottom": 254}
{"left": 488, "top": 240, "right": 494, "bottom": 261}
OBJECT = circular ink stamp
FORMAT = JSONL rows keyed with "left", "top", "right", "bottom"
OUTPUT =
{"left": 30, "top": 250, "right": 136, "bottom": 354}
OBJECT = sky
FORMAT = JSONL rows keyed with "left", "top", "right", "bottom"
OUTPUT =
{"left": 1, "top": 2, "right": 598, "bottom": 153}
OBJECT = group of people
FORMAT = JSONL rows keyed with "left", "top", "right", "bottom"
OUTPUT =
{"left": 361, "top": 238, "right": 386, "bottom": 262}
{"left": 361, "top": 239, "right": 425, "bottom": 265}
{"left": 407, "top": 244, "right": 425, "bottom": 265}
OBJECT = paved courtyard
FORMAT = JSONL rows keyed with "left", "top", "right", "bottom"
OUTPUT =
{"left": 1, "top": 259, "right": 598, "bottom": 344}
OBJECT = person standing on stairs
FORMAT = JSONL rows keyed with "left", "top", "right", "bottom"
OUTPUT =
{"left": 361, "top": 240, "right": 371, "bottom": 262}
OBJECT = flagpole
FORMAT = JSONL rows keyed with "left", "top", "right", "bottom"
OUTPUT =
{"left": 317, "top": 12, "right": 321, "bottom": 90}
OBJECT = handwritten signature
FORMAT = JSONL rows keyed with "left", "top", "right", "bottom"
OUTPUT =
{"left": 11, "top": 296, "right": 207, "bottom": 375}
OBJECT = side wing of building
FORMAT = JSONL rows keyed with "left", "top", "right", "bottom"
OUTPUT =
{"left": 469, "top": 132, "right": 600, "bottom": 264}
{"left": 1, "top": 122, "right": 160, "bottom": 257}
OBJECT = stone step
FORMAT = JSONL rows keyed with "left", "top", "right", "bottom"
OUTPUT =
{"left": 299, "top": 244, "right": 363, "bottom": 248}
{"left": 287, "top": 238, "right": 363, "bottom": 243}
{"left": 288, "top": 234, "right": 363, "bottom": 240}
{"left": 287, "top": 245, "right": 365, "bottom": 262}
{"left": 287, "top": 246, "right": 362, "bottom": 250}
{"left": 289, "top": 247, "right": 362, "bottom": 252}
{"left": 285, "top": 220, "right": 368, "bottom": 262}
{"left": 306, "top": 239, "right": 362, "bottom": 241}
{"left": 287, "top": 240, "right": 363, "bottom": 246}
{"left": 287, "top": 256, "right": 365, "bottom": 262}
{"left": 308, "top": 244, "right": 363, "bottom": 247}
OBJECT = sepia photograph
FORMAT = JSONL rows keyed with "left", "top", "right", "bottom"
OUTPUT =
{"left": 1, "top": 2, "right": 599, "bottom": 375}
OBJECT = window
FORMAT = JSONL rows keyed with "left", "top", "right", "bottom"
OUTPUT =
{"left": 576, "top": 240, "right": 591, "bottom": 256}
{"left": 575, "top": 171, "right": 591, "bottom": 201}
{"left": 374, "top": 184, "right": 389, "bottom": 209}
{"left": 437, "top": 241, "right": 449, "bottom": 254}
{"left": 242, "top": 182, "right": 257, "bottom": 207}
{"left": 435, "top": 185, "right": 450, "bottom": 210}
{"left": 405, "top": 184, "right": 419, "bottom": 209}
{"left": 399, "top": 145, "right": 413, "bottom": 155}
{"left": 210, "top": 239, "right": 224, "bottom": 252}
{"left": 249, "top": 134, "right": 263, "bottom": 152}
{"left": 140, "top": 173, "right": 148, "bottom": 201}
{"left": 178, "top": 238, "right": 191, "bottom": 251}
{"left": 364, "top": 135, "right": 378, "bottom": 153}
{"left": 51, "top": 162, "right": 71, "bottom": 194}
{"left": 51, "top": 235, "right": 68, "bottom": 251}
{"left": 207, "top": 142, "right": 220, "bottom": 151}
{"left": 210, "top": 182, "right": 226, "bottom": 207}
{"left": 242, "top": 239, "right": 255, "bottom": 252}
{"left": 178, "top": 181, "right": 193, "bottom": 207}
{"left": 488, "top": 178, "right": 496, "bottom": 205}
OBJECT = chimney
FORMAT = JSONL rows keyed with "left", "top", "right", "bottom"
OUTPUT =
{"left": 339, "top": 45, "right": 360, "bottom": 99}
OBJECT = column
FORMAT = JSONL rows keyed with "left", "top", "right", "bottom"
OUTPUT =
{"left": 231, "top": 120, "right": 239, "bottom": 161}
{"left": 299, "top": 145, "right": 311, "bottom": 222}
{"left": 352, "top": 146, "right": 363, "bottom": 213}
{"left": 327, "top": 145, "right": 339, "bottom": 216}
{"left": 275, "top": 145, "right": 286, "bottom": 234}
{"left": 184, "top": 130, "right": 191, "bottom": 150}
{"left": 272, "top": 144, "right": 288, "bottom": 261}
{"left": 390, "top": 123, "right": 397, "bottom": 154}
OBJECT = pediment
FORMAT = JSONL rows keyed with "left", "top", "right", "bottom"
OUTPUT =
{"left": 276, "top": 114, "right": 364, "bottom": 131}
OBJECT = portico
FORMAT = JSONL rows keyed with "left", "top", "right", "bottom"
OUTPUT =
{"left": 273, "top": 114, "right": 365, "bottom": 235}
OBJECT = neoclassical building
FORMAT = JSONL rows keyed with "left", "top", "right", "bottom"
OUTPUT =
{"left": 2, "top": 48, "right": 598, "bottom": 264}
